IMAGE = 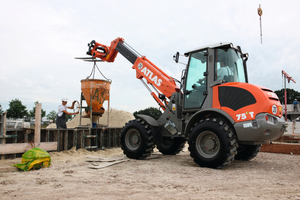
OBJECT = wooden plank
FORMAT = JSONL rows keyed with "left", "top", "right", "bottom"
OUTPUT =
{"left": 64, "top": 130, "right": 68, "bottom": 150}
{"left": 113, "top": 129, "right": 115, "bottom": 147}
{"left": 87, "top": 128, "right": 91, "bottom": 147}
{"left": 58, "top": 130, "right": 63, "bottom": 151}
{"left": 46, "top": 129, "right": 49, "bottom": 142}
{"left": 34, "top": 103, "right": 42, "bottom": 145}
{"left": 278, "top": 135, "right": 300, "bottom": 142}
{"left": 0, "top": 166, "right": 19, "bottom": 173}
{"left": 261, "top": 143, "right": 300, "bottom": 155}
{"left": 0, "top": 142, "right": 58, "bottom": 155}
{"left": 74, "top": 129, "right": 77, "bottom": 149}
{"left": 88, "top": 160, "right": 129, "bottom": 169}
{"left": 24, "top": 131, "right": 28, "bottom": 143}
{"left": 100, "top": 129, "right": 103, "bottom": 149}
{"left": 0, "top": 135, "right": 17, "bottom": 138}
{"left": 82, "top": 130, "right": 85, "bottom": 148}
{"left": 54, "top": 130, "right": 58, "bottom": 151}
{"left": 85, "top": 155, "right": 126, "bottom": 162}
{"left": 108, "top": 129, "right": 111, "bottom": 147}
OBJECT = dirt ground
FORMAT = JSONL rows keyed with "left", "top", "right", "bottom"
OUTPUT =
{"left": 0, "top": 146, "right": 300, "bottom": 200}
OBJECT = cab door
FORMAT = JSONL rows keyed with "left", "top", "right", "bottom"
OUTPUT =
{"left": 184, "top": 50, "right": 208, "bottom": 109}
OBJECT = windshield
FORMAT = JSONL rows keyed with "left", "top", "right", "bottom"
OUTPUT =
{"left": 215, "top": 48, "right": 246, "bottom": 83}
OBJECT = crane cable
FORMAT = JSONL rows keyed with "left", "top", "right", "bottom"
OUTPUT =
{"left": 257, "top": 3, "right": 263, "bottom": 44}
{"left": 86, "top": 61, "right": 112, "bottom": 83}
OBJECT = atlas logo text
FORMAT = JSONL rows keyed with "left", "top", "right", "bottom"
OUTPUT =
{"left": 140, "top": 66, "right": 162, "bottom": 86}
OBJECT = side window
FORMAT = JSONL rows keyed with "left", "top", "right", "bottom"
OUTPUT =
{"left": 215, "top": 49, "right": 233, "bottom": 81}
{"left": 215, "top": 48, "right": 246, "bottom": 83}
{"left": 184, "top": 50, "right": 207, "bottom": 109}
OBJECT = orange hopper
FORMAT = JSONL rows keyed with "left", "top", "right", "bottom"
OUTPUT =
{"left": 81, "top": 79, "right": 111, "bottom": 122}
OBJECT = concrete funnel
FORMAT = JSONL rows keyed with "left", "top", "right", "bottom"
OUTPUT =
{"left": 81, "top": 79, "right": 111, "bottom": 122}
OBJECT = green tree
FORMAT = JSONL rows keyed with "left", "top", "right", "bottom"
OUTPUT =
{"left": 28, "top": 101, "right": 46, "bottom": 119}
{"left": 274, "top": 88, "right": 300, "bottom": 104}
{"left": 133, "top": 107, "right": 162, "bottom": 120}
{"left": 46, "top": 110, "right": 57, "bottom": 122}
{"left": 0, "top": 104, "right": 3, "bottom": 112}
{"left": 6, "top": 99, "right": 28, "bottom": 119}
{"left": 66, "top": 115, "right": 74, "bottom": 122}
{"left": 46, "top": 111, "right": 74, "bottom": 122}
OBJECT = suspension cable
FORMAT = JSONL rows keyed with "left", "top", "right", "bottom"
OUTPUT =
{"left": 86, "top": 60, "right": 112, "bottom": 82}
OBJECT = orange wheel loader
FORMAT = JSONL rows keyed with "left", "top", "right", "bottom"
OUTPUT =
{"left": 85, "top": 38, "right": 287, "bottom": 168}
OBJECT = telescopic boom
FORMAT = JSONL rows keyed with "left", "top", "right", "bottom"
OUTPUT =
{"left": 87, "top": 37, "right": 180, "bottom": 110}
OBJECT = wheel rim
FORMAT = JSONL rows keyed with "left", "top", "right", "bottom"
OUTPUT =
{"left": 195, "top": 131, "right": 220, "bottom": 158}
{"left": 125, "top": 128, "right": 141, "bottom": 151}
{"left": 160, "top": 139, "right": 173, "bottom": 148}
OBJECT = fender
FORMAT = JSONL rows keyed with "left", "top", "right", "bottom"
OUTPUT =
{"left": 136, "top": 114, "right": 162, "bottom": 142}
{"left": 184, "top": 108, "right": 235, "bottom": 137}
{"left": 137, "top": 114, "right": 158, "bottom": 126}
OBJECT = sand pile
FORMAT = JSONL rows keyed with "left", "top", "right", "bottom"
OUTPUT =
{"left": 47, "top": 108, "right": 135, "bottom": 128}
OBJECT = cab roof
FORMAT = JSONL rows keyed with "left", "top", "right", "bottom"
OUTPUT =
{"left": 184, "top": 42, "right": 234, "bottom": 56}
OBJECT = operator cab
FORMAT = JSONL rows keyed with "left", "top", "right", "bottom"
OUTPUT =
{"left": 182, "top": 42, "right": 249, "bottom": 109}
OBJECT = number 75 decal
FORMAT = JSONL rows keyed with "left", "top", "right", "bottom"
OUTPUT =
{"left": 236, "top": 112, "right": 254, "bottom": 121}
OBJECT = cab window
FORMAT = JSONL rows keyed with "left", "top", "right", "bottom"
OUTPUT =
{"left": 184, "top": 50, "right": 207, "bottom": 109}
{"left": 215, "top": 48, "right": 246, "bottom": 83}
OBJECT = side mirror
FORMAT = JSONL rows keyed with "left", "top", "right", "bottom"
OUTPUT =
{"left": 173, "top": 52, "right": 180, "bottom": 63}
{"left": 243, "top": 53, "right": 249, "bottom": 58}
{"left": 243, "top": 53, "right": 249, "bottom": 63}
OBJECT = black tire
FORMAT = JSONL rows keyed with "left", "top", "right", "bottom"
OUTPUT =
{"left": 120, "top": 119, "right": 154, "bottom": 159}
{"left": 156, "top": 137, "right": 186, "bottom": 155}
{"left": 188, "top": 118, "right": 237, "bottom": 169}
{"left": 235, "top": 144, "right": 261, "bottom": 161}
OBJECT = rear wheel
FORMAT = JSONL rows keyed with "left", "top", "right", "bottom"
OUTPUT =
{"left": 235, "top": 144, "right": 261, "bottom": 161}
{"left": 120, "top": 119, "right": 154, "bottom": 159}
{"left": 156, "top": 137, "right": 186, "bottom": 155}
{"left": 188, "top": 118, "right": 237, "bottom": 169}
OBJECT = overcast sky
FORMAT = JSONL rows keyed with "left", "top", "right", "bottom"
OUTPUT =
{"left": 1, "top": 0, "right": 299, "bottom": 115}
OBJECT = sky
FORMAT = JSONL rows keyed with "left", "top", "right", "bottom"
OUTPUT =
{"left": 1, "top": 0, "right": 300, "bottom": 115}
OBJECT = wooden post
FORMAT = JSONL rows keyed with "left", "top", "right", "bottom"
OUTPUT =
{"left": 100, "top": 129, "right": 103, "bottom": 149}
{"left": 74, "top": 129, "right": 77, "bottom": 150}
{"left": 34, "top": 103, "right": 42, "bottom": 146}
{"left": 1, "top": 111, "right": 7, "bottom": 160}
{"left": 292, "top": 121, "right": 296, "bottom": 135}
{"left": 64, "top": 130, "right": 68, "bottom": 150}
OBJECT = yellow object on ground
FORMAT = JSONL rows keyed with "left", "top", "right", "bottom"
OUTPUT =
{"left": 13, "top": 147, "right": 51, "bottom": 171}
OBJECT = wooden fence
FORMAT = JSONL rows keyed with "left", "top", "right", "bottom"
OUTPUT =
{"left": 0, "top": 104, "right": 122, "bottom": 160}
{"left": 0, "top": 127, "right": 122, "bottom": 160}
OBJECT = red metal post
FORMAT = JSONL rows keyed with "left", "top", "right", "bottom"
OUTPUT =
{"left": 282, "top": 70, "right": 296, "bottom": 121}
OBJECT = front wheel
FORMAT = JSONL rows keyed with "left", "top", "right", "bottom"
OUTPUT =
{"left": 188, "top": 118, "right": 237, "bottom": 169}
{"left": 120, "top": 119, "right": 154, "bottom": 159}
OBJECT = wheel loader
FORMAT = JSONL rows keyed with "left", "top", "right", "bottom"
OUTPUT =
{"left": 85, "top": 37, "right": 287, "bottom": 168}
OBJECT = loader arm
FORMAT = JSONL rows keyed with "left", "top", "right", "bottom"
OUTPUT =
{"left": 87, "top": 37, "right": 180, "bottom": 110}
